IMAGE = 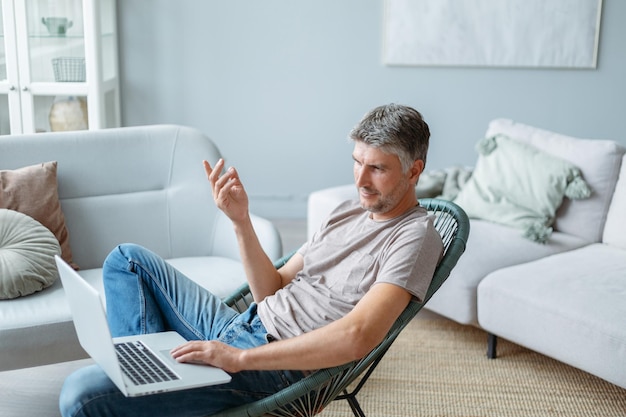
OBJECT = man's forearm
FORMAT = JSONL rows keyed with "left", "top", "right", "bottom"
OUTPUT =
{"left": 238, "top": 319, "right": 367, "bottom": 371}
{"left": 232, "top": 215, "right": 284, "bottom": 302}
{"left": 238, "top": 283, "right": 412, "bottom": 371}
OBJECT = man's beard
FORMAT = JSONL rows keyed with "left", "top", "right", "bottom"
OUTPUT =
{"left": 359, "top": 178, "right": 410, "bottom": 215}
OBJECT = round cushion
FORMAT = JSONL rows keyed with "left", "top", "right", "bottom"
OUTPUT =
{"left": 0, "top": 209, "right": 61, "bottom": 299}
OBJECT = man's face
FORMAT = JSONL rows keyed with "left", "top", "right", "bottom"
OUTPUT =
{"left": 352, "top": 141, "right": 419, "bottom": 221}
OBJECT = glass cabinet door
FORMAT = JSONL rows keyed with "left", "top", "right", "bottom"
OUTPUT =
{"left": 99, "top": 0, "right": 115, "bottom": 81}
{"left": 0, "top": 93, "right": 10, "bottom": 135}
{"left": 1, "top": 0, "right": 15, "bottom": 135}
{"left": 20, "top": 0, "right": 87, "bottom": 132}
{"left": 98, "top": 0, "right": 119, "bottom": 128}
{"left": 25, "top": 0, "right": 85, "bottom": 83}
{"left": 0, "top": 3, "right": 5, "bottom": 82}
{"left": 0, "top": 0, "right": 118, "bottom": 135}
{"left": 1, "top": 3, "right": 6, "bottom": 134}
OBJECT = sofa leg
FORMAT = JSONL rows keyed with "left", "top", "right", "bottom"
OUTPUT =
{"left": 487, "top": 333, "right": 498, "bottom": 359}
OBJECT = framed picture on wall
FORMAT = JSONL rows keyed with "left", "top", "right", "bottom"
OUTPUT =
{"left": 383, "top": 0, "right": 603, "bottom": 68}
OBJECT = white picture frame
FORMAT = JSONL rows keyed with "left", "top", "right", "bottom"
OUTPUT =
{"left": 383, "top": 0, "right": 603, "bottom": 68}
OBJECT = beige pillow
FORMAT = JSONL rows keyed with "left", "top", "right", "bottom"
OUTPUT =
{"left": 0, "top": 209, "right": 61, "bottom": 299}
{"left": 0, "top": 161, "right": 77, "bottom": 269}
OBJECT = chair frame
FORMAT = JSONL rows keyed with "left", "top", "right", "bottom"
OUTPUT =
{"left": 213, "top": 198, "right": 470, "bottom": 417}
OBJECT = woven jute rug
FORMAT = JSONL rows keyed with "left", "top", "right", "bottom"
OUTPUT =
{"left": 321, "top": 315, "right": 626, "bottom": 417}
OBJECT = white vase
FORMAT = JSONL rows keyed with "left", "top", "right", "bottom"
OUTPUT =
{"left": 49, "top": 96, "right": 88, "bottom": 132}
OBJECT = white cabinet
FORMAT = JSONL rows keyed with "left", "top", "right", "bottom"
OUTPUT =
{"left": 0, "top": 0, "right": 120, "bottom": 135}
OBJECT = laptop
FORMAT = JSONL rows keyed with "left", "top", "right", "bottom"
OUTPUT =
{"left": 55, "top": 255, "right": 232, "bottom": 397}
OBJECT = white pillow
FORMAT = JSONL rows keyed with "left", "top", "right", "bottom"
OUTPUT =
{"left": 485, "top": 119, "right": 625, "bottom": 243}
{"left": 0, "top": 209, "right": 61, "bottom": 299}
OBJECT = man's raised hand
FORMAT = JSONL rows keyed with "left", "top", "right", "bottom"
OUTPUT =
{"left": 203, "top": 159, "right": 249, "bottom": 223}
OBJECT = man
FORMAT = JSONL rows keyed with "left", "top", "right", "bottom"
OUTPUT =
{"left": 59, "top": 103, "right": 443, "bottom": 417}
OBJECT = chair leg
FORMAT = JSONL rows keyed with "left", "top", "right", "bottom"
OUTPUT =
{"left": 334, "top": 347, "right": 389, "bottom": 417}
{"left": 346, "top": 395, "right": 367, "bottom": 417}
{"left": 487, "top": 333, "right": 498, "bottom": 359}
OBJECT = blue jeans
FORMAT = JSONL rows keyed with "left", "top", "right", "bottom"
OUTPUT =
{"left": 59, "top": 243, "right": 306, "bottom": 417}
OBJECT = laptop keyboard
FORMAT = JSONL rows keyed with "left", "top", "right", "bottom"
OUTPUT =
{"left": 115, "top": 341, "right": 180, "bottom": 385}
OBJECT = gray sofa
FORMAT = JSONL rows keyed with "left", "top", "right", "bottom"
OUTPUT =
{"left": 307, "top": 119, "right": 626, "bottom": 389}
{"left": 0, "top": 125, "right": 283, "bottom": 371}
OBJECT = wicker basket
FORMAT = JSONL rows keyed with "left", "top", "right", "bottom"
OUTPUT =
{"left": 52, "top": 57, "right": 86, "bottom": 82}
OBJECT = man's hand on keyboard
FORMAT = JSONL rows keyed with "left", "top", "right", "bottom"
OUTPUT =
{"left": 171, "top": 341, "right": 243, "bottom": 373}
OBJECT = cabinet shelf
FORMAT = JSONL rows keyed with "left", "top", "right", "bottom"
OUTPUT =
{"left": 29, "top": 33, "right": 84, "bottom": 39}
{"left": 28, "top": 32, "right": 114, "bottom": 39}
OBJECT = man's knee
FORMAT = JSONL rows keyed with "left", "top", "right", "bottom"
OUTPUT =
{"left": 103, "top": 243, "right": 145, "bottom": 274}
{"left": 59, "top": 365, "right": 119, "bottom": 417}
{"left": 107, "top": 243, "right": 145, "bottom": 261}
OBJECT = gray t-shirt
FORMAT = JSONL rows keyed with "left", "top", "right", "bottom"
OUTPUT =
{"left": 257, "top": 199, "right": 443, "bottom": 340}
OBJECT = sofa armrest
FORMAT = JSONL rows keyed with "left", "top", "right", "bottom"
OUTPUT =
{"left": 251, "top": 213, "right": 283, "bottom": 261}
{"left": 307, "top": 185, "right": 356, "bottom": 240}
{"left": 210, "top": 212, "right": 283, "bottom": 262}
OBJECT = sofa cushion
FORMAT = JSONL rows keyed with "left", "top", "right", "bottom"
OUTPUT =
{"left": 603, "top": 155, "right": 626, "bottom": 249}
{"left": 164, "top": 257, "right": 248, "bottom": 299}
{"left": 485, "top": 119, "right": 625, "bottom": 243}
{"left": 0, "top": 257, "right": 247, "bottom": 331}
{"left": 0, "top": 162, "right": 76, "bottom": 269}
{"left": 477, "top": 244, "right": 626, "bottom": 389}
{"left": 425, "top": 219, "right": 589, "bottom": 325}
{"left": 454, "top": 134, "right": 591, "bottom": 243}
{"left": 0, "top": 209, "right": 61, "bottom": 299}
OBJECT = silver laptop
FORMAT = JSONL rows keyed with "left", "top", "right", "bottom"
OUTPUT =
{"left": 55, "top": 255, "right": 232, "bottom": 397}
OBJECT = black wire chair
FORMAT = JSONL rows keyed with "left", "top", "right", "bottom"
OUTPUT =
{"left": 214, "top": 198, "right": 470, "bottom": 417}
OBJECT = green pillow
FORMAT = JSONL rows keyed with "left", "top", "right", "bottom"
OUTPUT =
{"left": 0, "top": 209, "right": 61, "bottom": 299}
{"left": 453, "top": 134, "right": 592, "bottom": 243}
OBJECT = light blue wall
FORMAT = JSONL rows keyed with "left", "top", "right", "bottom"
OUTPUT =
{"left": 117, "top": 0, "right": 625, "bottom": 218}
